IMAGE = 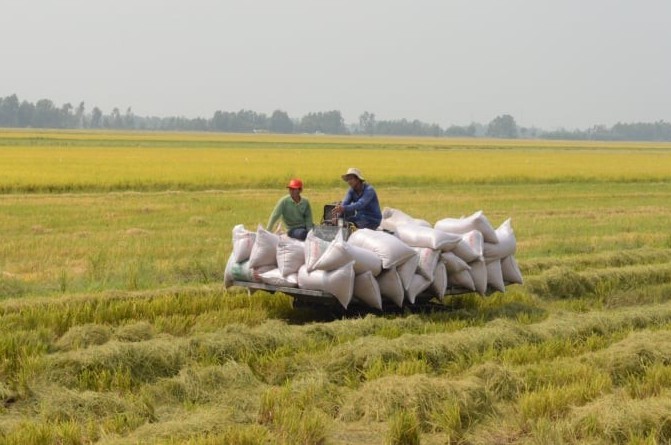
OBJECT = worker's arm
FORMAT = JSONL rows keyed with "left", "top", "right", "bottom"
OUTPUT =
{"left": 304, "top": 200, "right": 314, "bottom": 230}
{"left": 344, "top": 185, "right": 378, "bottom": 212}
{"left": 334, "top": 189, "right": 354, "bottom": 215}
{"left": 341, "top": 188, "right": 354, "bottom": 206}
{"left": 267, "top": 198, "right": 284, "bottom": 231}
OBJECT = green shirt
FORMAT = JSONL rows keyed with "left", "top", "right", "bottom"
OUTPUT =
{"left": 267, "top": 195, "right": 314, "bottom": 231}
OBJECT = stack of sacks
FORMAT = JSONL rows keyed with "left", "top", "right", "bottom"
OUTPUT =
{"left": 225, "top": 224, "right": 307, "bottom": 289}
{"left": 379, "top": 208, "right": 483, "bottom": 302}
{"left": 392, "top": 223, "right": 461, "bottom": 304}
{"left": 435, "top": 211, "right": 495, "bottom": 295}
{"left": 224, "top": 224, "right": 383, "bottom": 310}
{"left": 347, "top": 229, "right": 415, "bottom": 308}
{"left": 345, "top": 222, "right": 462, "bottom": 306}
{"left": 483, "top": 218, "right": 523, "bottom": 288}
{"left": 299, "top": 230, "right": 356, "bottom": 309}
{"left": 224, "top": 225, "right": 278, "bottom": 288}
{"left": 379, "top": 207, "right": 432, "bottom": 232}
{"left": 225, "top": 208, "right": 522, "bottom": 309}
{"left": 348, "top": 242, "right": 384, "bottom": 310}
{"left": 433, "top": 210, "right": 522, "bottom": 294}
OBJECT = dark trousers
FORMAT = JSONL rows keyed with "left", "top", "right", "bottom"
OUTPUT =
{"left": 346, "top": 214, "right": 381, "bottom": 230}
{"left": 288, "top": 227, "right": 308, "bottom": 240}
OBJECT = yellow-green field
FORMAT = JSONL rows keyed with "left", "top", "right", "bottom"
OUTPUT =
{"left": 2, "top": 130, "right": 671, "bottom": 444}
{"left": 2, "top": 130, "right": 671, "bottom": 192}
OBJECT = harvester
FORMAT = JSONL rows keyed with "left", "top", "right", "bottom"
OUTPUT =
{"left": 228, "top": 205, "right": 522, "bottom": 313}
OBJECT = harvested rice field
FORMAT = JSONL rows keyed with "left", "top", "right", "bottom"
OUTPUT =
{"left": 1, "top": 130, "right": 671, "bottom": 444}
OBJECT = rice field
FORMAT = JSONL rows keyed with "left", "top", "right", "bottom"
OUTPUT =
{"left": 1, "top": 129, "right": 671, "bottom": 193}
{"left": 1, "top": 130, "right": 671, "bottom": 444}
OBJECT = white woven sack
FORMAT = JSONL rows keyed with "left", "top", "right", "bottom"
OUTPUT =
{"left": 347, "top": 228, "right": 416, "bottom": 269}
{"left": 501, "top": 255, "right": 523, "bottom": 284}
{"left": 380, "top": 207, "right": 413, "bottom": 232}
{"left": 310, "top": 231, "right": 354, "bottom": 272}
{"left": 397, "top": 254, "right": 420, "bottom": 290}
{"left": 228, "top": 260, "right": 274, "bottom": 283}
{"left": 380, "top": 207, "right": 431, "bottom": 233}
{"left": 248, "top": 225, "right": 280, "bottom": 268}
{"left": 441, "top": 251, "right": 471, "bottom": 273}
{"left": 452, "top": 230, "right": 484, "bottom": 262}
{"left": 232, "top": 224, "right": 256, "bottom": 263}
{"left": 354, "top": 271, "right": 383, "bottom": 310}
{"left": 276, "top": 238, "right": 305, "bottom": 276}
{"left": 260, "top": 268, "right": 298, "bottom": 288}
{"left": 224, "top": 253, "right": 235, "bottom": 288}
{"left": 405, "top": 273, "right": 431, "bottom": 304}
{"left": 427, "top": 262, "right": 447, "bottom": 299}
{"left": 469, "top": 258, "right": 487, "bottom": 295}
{"left": 297, "top": 262, "right": 355, "bottom": 309}
{"left": 304, "top": 229, "right": 331, "bottom": 271}
{"left": 414, "top": 247, "right": 439, "bottom": 281}
{"left": 346, "top": 243, "right": 382, "bottom": 277}
{"left": 448, "top": 269, "right": 475, "bottom": 292}
{"left": 435, "top": 210, "right": 499, "bottom": 244}
{"left": 483, "top": 218, "right": 516, "bottom": 260}
{"left": 376, "top": 267, "right": 404, "bottom": 308}
{"left": 486, "top": 259, "right": 506, "bottom": 292}
{"left": 395, "top": 224, "right": 461, "bottom": 251}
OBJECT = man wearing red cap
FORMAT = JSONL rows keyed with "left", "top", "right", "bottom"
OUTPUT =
{"left": 267, "top": 178, "right": 314, "bottom": 240}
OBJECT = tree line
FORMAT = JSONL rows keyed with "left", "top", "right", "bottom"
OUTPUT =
{"left": 1, "top": 94, "right": 670, "bottom": 141}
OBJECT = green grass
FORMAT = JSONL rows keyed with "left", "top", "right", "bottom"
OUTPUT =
{"left": 2, "top": 182, "right": 670, "bottom": 297}
{"left": 1, "top": 130, "right": 671, "bottom": 444}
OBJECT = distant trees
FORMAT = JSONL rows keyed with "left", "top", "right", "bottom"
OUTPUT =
{"left": 445, "top": 123, "right": 477, "bottom": 137}
{"left": 298, "top": 111, "right": 346, "bottom": 134}
{"left": 359, "top": 111, "right": 376, "bottom": 135}
{"left": 0, "top": 95, "right": 167, "bottom": 131}
{"left": 606, "top": 121, "right": 671, "bottom": 141}
{"left": 111, "top": 108, "right": 122, "bottom": 128}
{"left": 374, "top": 118, "right": 443, "bottom": 137}
{"left": 124, "top": 107, "right": 135, "bottom": 129}
{"left": 33, "top": 99, "right": 58, "bottom": 128}
{"left": 0, "top": 94, "right": 20, "bottom": 126}
{"left": 90, "top": 107, "right": 102, "bottom": 128}
{"left": 3, "top": 93, "right": 671, "bottom": 141}
{"left": 75, "top": 102, "right": 85, "bottom": 128}
{"left": 486, "top": 114, "right": 518, "bottom": 138}
{"left": 541, "top": 121, "right": 671, "bottom": 141}
{"left": 211, "top": 109, "right": 268, "bottom": 133}
{"left": 18, "top": 100, "right": 33, "bottom": 127}
{"left": 269, "top": 110, "right": 293, "bottom": 133}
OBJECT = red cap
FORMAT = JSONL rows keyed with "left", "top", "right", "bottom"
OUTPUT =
{"left": 287, "top": 178, "right": 303, "bottom": 190}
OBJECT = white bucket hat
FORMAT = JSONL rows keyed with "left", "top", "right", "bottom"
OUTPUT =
{"left": 341, "top": 167, "right": 365, "bottom": 182}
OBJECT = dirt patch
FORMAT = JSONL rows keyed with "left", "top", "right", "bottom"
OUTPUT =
{"left": 31, "top": 225, "right": 52, "bottom": 234}
{"left": 125, "top": 228, "right": 151, "bottom": 236}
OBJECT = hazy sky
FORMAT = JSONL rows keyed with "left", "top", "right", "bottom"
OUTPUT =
{"left": 2, "top": 0, "right": 670, "bottom": 130}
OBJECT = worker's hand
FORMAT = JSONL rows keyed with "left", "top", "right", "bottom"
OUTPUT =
{"left": 334, "top": 204, "right": 344, "bottom": 215}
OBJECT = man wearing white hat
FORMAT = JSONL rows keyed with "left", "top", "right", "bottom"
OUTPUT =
{"left": 334, "top": 167, "right": 382, "bottom": 230}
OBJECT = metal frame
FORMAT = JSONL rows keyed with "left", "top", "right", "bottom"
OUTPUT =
{"left": 232, "top": 280, "right": 341, "bottom": 305}
{"left": 231, "top": 280, "right": 480, "bottom": 309}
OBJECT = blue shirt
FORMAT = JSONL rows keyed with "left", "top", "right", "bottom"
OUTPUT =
{"left": 342, "top": 183, "right": 382, "bottom": 225}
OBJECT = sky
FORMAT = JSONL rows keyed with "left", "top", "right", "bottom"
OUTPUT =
{"left": 2, "top": 0, "right": 670, "bottom": 130}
